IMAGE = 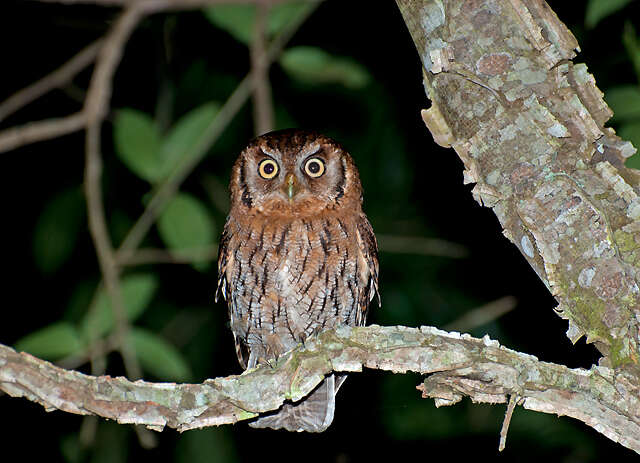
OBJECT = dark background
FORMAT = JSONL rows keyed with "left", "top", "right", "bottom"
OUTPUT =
{"left": 1, "top": 0, "right": 639, "bottom": 461}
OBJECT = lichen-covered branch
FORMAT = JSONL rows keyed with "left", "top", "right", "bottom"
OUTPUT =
{"left": 1, "top": 325, "right": 638, "bottom": 452}
{"left": 395, "top": 0, "right": 640, "bottom": 370}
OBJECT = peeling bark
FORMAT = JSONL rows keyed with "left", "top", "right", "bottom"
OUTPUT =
{"left": 396, "top": 0, "right": 640, "bottom": 370}
{"left": 2, "top": 325, "right": 639, "bottom": 452}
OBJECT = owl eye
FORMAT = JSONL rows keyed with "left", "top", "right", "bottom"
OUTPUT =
{"left": 258, "top": 159, "right": 279, "bottom": 179}
{"left": 304, "top": 158, "right": 325, "bottom": 178}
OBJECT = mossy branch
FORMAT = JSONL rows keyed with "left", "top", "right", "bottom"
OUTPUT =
{"left": 395, "top": 0, "right": 640, "bottom": 370}
{"left": 2, "top": 325, "right": 639, "bottom": 452}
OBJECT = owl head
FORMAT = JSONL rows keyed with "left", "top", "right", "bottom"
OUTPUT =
{"left": 229, "top": 129, "right": 363, "bottom": 217}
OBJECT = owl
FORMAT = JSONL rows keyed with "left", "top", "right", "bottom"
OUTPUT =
{"left": 216, "top": 129, "right": 379, "bottom": 432}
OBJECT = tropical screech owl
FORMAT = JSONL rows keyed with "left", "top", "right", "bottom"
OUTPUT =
{"left": 216, "top": 129, "right": 379, "bottom": 432}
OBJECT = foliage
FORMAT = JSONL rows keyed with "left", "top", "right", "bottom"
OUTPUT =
{"left": 597, "top": 11, "right": 640, "bottom": 168}
{"left": 32, "top": 188, "right": 85, "bottom": 274}
{"left": 585, "top": 0, "right": 634, "bottom": 29}
{"left": 157, "top": 193, "right": 216, "bottom": 271}
{"left": 204, "top": 3, "right": 310, "bottom": 45}
{"left": 114, "top": 103, "right": 221, "bottom": 183}
{"left": 280, "top": 46, "right": 371, "bottom": 88}
{"left": 82, "top": 274, "right": 157, "bottom": 338}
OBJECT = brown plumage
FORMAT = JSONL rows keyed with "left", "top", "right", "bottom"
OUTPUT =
{"left": 216, "top": 129, "right": 379, "bottom": 432}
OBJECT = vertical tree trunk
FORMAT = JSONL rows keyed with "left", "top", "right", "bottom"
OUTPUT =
{"left": 396, "top": 0, "right": 640, "bottom": 372}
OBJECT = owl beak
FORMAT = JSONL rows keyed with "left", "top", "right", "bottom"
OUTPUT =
{"left": 283, "top": 173, "right": 298, "bottom": 202}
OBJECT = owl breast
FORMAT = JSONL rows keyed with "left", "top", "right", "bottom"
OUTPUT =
{"left": 225, "top": 213, "right": 370, "bottom": 369}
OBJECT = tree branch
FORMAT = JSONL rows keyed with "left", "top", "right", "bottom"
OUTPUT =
{"left": 498, "top": 394, "right": 518, "bottom": 451}
{"left": 250, "top": 2, "right": 274, "bottom": 135}
{"left": 83, "top": 5, "right": 146, "bottom": 380}
{"left": 27, "top": 0, "right": 317, "bottom": 12}
{"left": 443, "top": 295, "right": 517, "bottom": 332}
{"left": 395, "top": 0, "right": 640, "bottom": 370}
{"left": 120, "top": 245, "right": 219, "bottom": 266}
{"left": 0, "top": 40, "right": 102, "bottom": 123}
{"left": 1, "top": 325, "right": 639, "bottom": 452}
{"left": 376, "top": 233, "right": 468, "bottom": 258}
{"left": 0, "top": 112, "right": 87, "bottom": 153}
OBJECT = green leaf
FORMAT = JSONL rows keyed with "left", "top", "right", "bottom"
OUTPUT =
{"left": 280, "top": 46, "right": 371, "bottom": 89}
{"left": 160, "top": 102, "right": 220, "bottom": 179}
{"left": 113, "top": 109, "right": 162, "bottom": 182}
{"left": 129, "top": 327, "right": 192, "bottom": 381}
{"left": 157, "top": 193, "right": 216, "bottom": 270}
{"left": 109, "top": 209, "right": 134, "bottom": 248}
{"left": 204, "top": 2, "right": 310, "bottom": 45}
{"left": 15, "top": 322, "right": 84, "bottom": 360}
{"left": 60, "top": 433, "right": 86, "bottom": 463}
{"left": 585, "top": 0, "right": 633, "bottom": 28}
{"left": 203, "top": 5, "right": 255, "bottom": 44}
{"left": 64, "top": 280, "right": 98, "bottom": 322}
{"left": 33, "top": 188, "right": 84, "bottom": 274}
{"left": 623, "top": 22, "right": 640, "bottom": 82}
{"left": 267, "top": 3, "right": 310, "bottom": 36}
{"left": 621, "top": 122, "right": 640, "bottom": 169}
{"left": 114, "top": 105, "right": 220, "bottom": 184}
{"left": 90, "top": 422, "right": 128, "bottom": 463}
{"left": 81, "top": 273, "right": 159, "bottom": 339}
{"left": 175, "top": 428, "right": 237, "bottom": 463}
{"left": 605, "top": 85, "right": 640, "bottom": 123}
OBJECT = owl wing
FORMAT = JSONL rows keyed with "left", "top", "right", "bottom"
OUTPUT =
{"left": 215, "top": 217, "right": 232, "bottom": 303}
{"left": 215, "top": 218, "right": 250, "bottom": 369}
{"left": 355, "top": 215, "right": 380, "bottom": 325}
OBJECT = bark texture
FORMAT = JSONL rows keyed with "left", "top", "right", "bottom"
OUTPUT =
{"left": 396, "top": 0, "right": 640, "bottom": 371}
{"left": 2, "top": 325, "right": 639, "bottom": 452}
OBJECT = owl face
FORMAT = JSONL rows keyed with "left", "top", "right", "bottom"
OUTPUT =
{"left": 230, "top": 129, "right": 362, "bottom": 217}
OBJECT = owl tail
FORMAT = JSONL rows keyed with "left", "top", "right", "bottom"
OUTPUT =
{"left": 249, "top": 374, "right": 346, "bottom": 433}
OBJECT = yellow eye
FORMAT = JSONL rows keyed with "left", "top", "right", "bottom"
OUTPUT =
{"left": 304, "top": 158, "right": 325, "bottom": 178}
{"left": 258, "top": 159, "right": 279, "bottom": 179}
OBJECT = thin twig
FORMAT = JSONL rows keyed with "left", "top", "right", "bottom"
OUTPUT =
{"left": 0, "top": 112, "right": 87, "bottom": 154}
{"left": 201, "top": 173, "right": 230, "bottom": 214}
{"left": 79, "top": 416, "right": 99, "bottom": 447}
{"left": 376, "top": 233, "right": 468, "bottom": 258}
{"left": 160, "top": 310, "right": 213, "bottom": 348}
{"left": 251, "top": 2, "right": 274, "bottom": 135}
{"left": 79, "top": 324, "right": 110, "bottom": 448}
{"left": 29, "top": 0, "right": 316, "bottom": 10}
{"left": 121, "top": 245, "right": 219, "bottom": 266}
{"left": 84, "top": 5, "right": 145, "bottom": 380}
{"left": 499, "top": 394, "right": 518, "bottom": 452}
{"left": 84, "top": 8, "right": 144, "bottom": 123}
{"left": 443, "top": 296, "right": 517, "bottom": 332}
{"left": 61, "top": 81, "right": 89, "bottom": 105}
{"left": 115, "top": 2, "right": 319, "bottom": 263}
{"left": 57, "top": 331, "right": 120, "bottom": 370}
{"left": 0, "top": 40, "right": 102, "bottom": 123}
